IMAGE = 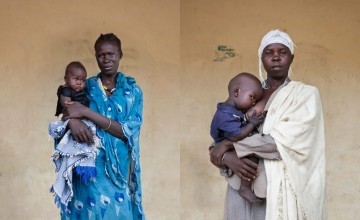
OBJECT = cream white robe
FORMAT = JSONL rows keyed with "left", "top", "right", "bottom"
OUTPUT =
{"left": 261, "top": 81, "right": 326, "bottom": 220}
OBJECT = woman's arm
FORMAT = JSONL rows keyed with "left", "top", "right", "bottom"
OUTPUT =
{"left": 222, "top": 150, "right": 259, "bottom": 181}
{"left": 209, "top": 139, "right": 234, "bottom": 167}
{"left": 67, "top": 118, "right": 94, "bottom": 144}
{"left": 62, "top": 102, "right": 126, "bottom": 140}
{"left": 80, "top": 105, "right": 126, "bottom": 140}
{"left": 210, "top": 139, "right": 259, "bottom": 181}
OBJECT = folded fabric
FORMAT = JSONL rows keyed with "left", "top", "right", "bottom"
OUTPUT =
{"left": 262, "top": 81, "right": 326, "bottom": 219}
{"left": 49, "top": 119, "right": 100, "bottom": 211}
{"left": 225, "top": 133, "right": 281, "bottom": 198}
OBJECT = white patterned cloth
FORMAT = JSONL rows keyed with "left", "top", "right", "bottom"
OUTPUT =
{"left": 49, "top": 119, "right": 100, "bottom": 209}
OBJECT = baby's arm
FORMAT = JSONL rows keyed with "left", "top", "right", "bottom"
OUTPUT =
{"left": 227, "top": 110, "right": 265, "bottom": 142}
{"left": 229, "top": 96, "right": 268, "bottom": 142}
{"left": 59, "top": 94, "right": 72, "bottom": 108}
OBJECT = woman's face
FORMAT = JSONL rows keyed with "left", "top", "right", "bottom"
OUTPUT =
{"left": 261, "top": 43, "right": 294, "bottom": 80}
{"left": 95, "top": 41, "right": 121, "bottom": 76}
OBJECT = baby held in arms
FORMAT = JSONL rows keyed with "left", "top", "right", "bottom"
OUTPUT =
{"left": 210, "top": 72, "right": 267, "bottom": 204}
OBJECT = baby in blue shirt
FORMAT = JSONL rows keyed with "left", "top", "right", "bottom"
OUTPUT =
{"left": 210, "top": 72, "right": 265, "bottom": 204}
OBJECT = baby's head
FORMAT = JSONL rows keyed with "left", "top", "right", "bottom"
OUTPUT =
{"left": 228, "top": 72, "right": 263, "bottom": 112}
{"left": 64, "top": 61, "right": 87, "bottom": 92}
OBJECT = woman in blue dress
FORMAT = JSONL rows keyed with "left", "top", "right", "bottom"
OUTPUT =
{"left": 61, "top": 33, "right": 145, "bottom": 219}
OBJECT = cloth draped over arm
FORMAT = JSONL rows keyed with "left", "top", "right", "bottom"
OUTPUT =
{"left": 49, "top": 119, "right": 100, "bottom": 209}
{"left": 224, "top": 133, "right": 281, "bottom": 198}
{"left": 261, "top": 81, "right": 326, "bottom": 220}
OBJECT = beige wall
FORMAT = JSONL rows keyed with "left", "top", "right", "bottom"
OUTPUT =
{"left": 0, "top": 0, "right": 179, "bottom": 219}
{"left": 180, "top": 0, "right": 360, "bottom": 220}
{"left": 0, "top": 0, "right": 359, "bottom": 220}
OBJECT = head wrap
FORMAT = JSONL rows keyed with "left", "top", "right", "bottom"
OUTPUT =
{"left": 258, "top": 29, "right": 295, "bottom": 82}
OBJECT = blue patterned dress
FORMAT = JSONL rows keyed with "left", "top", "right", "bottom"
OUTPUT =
{"left": 60, "top": 72, "right": 145, "bottom": 219}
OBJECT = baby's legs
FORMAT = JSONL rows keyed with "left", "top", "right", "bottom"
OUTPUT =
{"left": 238, "top": 156, "right": 262, "bottom": 204}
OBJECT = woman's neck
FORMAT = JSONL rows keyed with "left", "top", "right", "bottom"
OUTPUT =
{"left": 264, "top": 78, "right": 287, "bottom": 90}
{"left": 100, "top": 73, "right": 118, "bottom": 95}
{"left": 100, "top": 73, "right": 117, "bottom": 86}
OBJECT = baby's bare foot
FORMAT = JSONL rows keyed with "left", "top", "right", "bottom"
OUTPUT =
{"left": 238, "top": 189, "right": 262, "bottom": 204}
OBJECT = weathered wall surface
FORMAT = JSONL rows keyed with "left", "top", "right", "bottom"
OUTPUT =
{"left": 180, "top": 0, "right": 360, "bottom": 219}
{"left": 0, "top": 0, "right": 359, "bottom": 219}
{"left": 0, "top": 1, "right": 179, "bottom": 219}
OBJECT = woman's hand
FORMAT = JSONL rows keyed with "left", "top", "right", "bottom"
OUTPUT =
{"left": 223, "top": 151, "right": 259, "bottom": 181}
{"left": 209, "top": 139, "right": 234, "bottom": 167}
{"left": 67, "top": 118, "right": 94, "bottom": 144}
{"left": 62, "top": 101, "right": 88, "bottom": 120}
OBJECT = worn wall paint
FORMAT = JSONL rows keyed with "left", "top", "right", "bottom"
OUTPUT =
{"left": 0, "top": 1, "right": 179, "bottom": 220}
{"left": 0, "top": 0, "right": 359, "bottom": 220}
{"left": 180, "top": 0, "right": 360, "bottom": 219}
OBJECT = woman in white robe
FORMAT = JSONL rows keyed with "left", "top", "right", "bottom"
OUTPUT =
{"left": 210, "top": 29, "right": 326, "bottom": 220}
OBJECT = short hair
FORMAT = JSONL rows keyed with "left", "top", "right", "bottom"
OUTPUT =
{"left": 228, "top": 72, "right": 261, "bottom": 94}
{"left": 94, "top": 33, "right": 123, "bottom": 58}
{"left": 65, "top": 61, "right": 86, "bottom": 76}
